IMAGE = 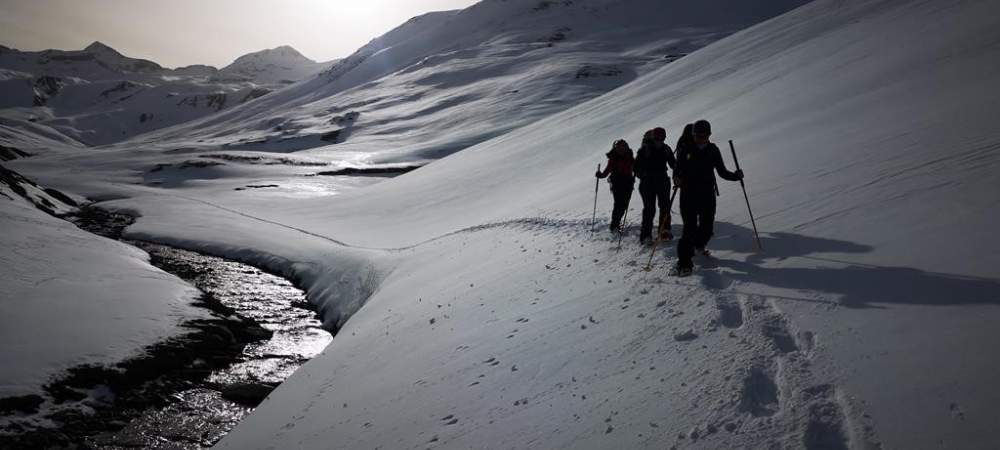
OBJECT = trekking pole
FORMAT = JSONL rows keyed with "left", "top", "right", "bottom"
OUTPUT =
{"left": 616, "top": 205, "right": 629, "bottom": 251}
{"left": 728, "top": 140, "right": 762, "bottom": 251}
{"left": 644, "top": 187, "right": 679, "bottom": 271}
{"left": 591, "top": 164, "right": 600, "bottom": 232}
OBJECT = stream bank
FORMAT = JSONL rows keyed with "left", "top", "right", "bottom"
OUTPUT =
{"left": 0, "top": 207, "right": 332, "bottom": 448}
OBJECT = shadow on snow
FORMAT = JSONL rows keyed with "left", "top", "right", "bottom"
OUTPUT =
{"left": 693, "top": 222, "right": 1000, "bottom": 309}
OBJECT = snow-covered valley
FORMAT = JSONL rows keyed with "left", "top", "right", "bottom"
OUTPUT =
{"left": 3, "top": 0, "right": 1000, "bottom": 448}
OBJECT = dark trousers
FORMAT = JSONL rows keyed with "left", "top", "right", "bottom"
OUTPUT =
{"left": 639, "top": 178, "right": 671, "bottom": 239}
{"left": 609, "top": 178, "right": 634, "bottom": 229}
{"left": 677, "top": 190, "right": 716, "bottom": 268}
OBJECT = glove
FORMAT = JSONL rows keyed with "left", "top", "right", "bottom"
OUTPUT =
{"left": 595, "top": 171, "right": 602, "bottom": 178}
{"left": 735, "top": 169, "right": 744, "bottom": 180}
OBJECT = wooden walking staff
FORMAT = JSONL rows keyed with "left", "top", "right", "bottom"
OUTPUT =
{"left": 728, "top": 140, "right": 762, "bottom": 251}
{"left": 644, "top": 186, "right": 679, "bottom": 271}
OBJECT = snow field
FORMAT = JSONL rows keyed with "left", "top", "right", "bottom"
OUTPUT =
{"left": 216, "top": 217, "right": 875, "bottom": 449}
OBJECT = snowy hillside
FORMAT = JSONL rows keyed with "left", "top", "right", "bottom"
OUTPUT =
{"left": 0, "top": 42, "right": 331, "bottom": 145}
{"left": 4, "top": 0, "right": 1000, "bottom": 448}
{"left": 128, "top": 0, "right": 809, "bottom": 164}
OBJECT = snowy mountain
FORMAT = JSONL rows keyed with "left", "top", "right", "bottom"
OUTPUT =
{"left": 215, "top": 45, "right": 331, "bottom": 85}
{"left": 0, "top": 41, "right": 164, "bottom": 81}
{"left": 128, "top": 0, "right": 809, "bottom": 164}
{"left": 4, "top": 0, "right": 1000, "bottom": 448}
{"left": 0, "top": 42, "right": 332, "bottom": 145}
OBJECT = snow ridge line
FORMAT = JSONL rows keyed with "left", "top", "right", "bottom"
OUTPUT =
{"left": 387, "top": 217, "right": 591, "bottom": 251}
{"left": 120, "top": 188, "right": 353, "bottom": 247}
{"left": 113, "top": 185, "right": 590, "bottom": 252}
{"left": 165, "top": 192, "right": 588, "bottom": 251}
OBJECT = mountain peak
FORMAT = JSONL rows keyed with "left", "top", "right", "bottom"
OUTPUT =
{"left": 262, "top": 45, "right": 307, "bottom": 59}
{"left": 84, "top": 41, "right": 116, "bottom": 53}
{"left": 227, "top": 45, "right": 315, "bottom": 66}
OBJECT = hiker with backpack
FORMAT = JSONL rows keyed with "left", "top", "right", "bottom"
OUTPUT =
{"left": 595, "top": 139, "right": 636, "bottom": 232}
{"left": 672, "top": 120, "right": 744, "bottom": 276}
{"left": 634, "top": 127, "right": 676, "bottom": 244}
{"left": 676, "top": 123, "right": 694, "bottom": 154}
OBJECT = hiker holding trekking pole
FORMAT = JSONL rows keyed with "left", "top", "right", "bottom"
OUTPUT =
{"left": 672, "top": 120, "right": 744, "bottom": 277}
{"left": 634, "top": 127, "right": 676, "bottom": 244}
{"left": 594, "top": 139, "right": 636, "bottom": 233}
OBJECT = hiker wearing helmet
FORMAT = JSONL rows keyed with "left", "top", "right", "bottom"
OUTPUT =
{"left": 595, "top": 139, "right": 636, "bottom": 232}
{"left": 672, "top": 119, "right": 744, "bottom": 276}
{"left": 633, "top": 127, "right": 676, "bottom": 244}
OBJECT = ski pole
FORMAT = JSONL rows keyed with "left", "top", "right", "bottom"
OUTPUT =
{"left": 728, "top": 140, "right": 762, "bottom": 251}
{"left": 644, "top": 187, "right": 679, "bottom": 271}
{"left": 591, "top": 164, "right": 600, "bottom": 232}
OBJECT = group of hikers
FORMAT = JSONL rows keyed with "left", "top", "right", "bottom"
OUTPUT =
{"left": 595, "top": 119, "right": 744, "bottom": 277}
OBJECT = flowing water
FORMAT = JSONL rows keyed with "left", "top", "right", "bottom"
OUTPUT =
{"left": 0, "top": 207, "right": 332, "bottom": 448}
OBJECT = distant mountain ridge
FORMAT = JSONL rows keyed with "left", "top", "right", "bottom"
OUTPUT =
{"left": 0, "top": 41, "right": 335, "bottom": 145}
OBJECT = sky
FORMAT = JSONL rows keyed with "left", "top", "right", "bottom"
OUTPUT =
{"left": 0, "top": 0, "right": 477, "bottom": 68}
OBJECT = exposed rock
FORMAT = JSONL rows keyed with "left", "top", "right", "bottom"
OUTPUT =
{"left": 220, "top": 383, "right": 277, "bottom": 406}
{"left": 315, "top": 165, "right": 423, "bottom": 177}
{"left": 32, "top": 75, "right": 64, "bottom": 106}
{"left": 0, "top": 145, "right": 31, "bottom": 162}
{"left": 0, "top": 395, "right": 44, "bottom": 414}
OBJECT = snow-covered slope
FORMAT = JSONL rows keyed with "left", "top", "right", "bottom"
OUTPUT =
{"left": 5, "top": 0, "right": 1000, "bottom": 447}
{"left": 166, "top": 0, "right": 995, "bottom": 447}
{"left": 215, "top": 45, "right": 332, "bottom": 85}
{"left": 0, "top": 166, "right": 207, "bottom": 401}
{"left": 128, "top": 0, "right": 808, "bottom": 163}
{"left": 0, "top": 42, "right": 331, "bottom": 145}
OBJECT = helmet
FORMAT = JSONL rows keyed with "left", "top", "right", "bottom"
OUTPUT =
{"left": 693, "top": 120, "right": 712, "bottom": 136}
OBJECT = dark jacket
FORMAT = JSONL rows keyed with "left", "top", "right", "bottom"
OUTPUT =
{"left": 634, "top": 142, "right": 675, "bottom": 183}
{"left": 676, "top": 125, "right": 694, "bottom": 154}
{"left": 674, "top": 142, "right": 740, "bottom": 195}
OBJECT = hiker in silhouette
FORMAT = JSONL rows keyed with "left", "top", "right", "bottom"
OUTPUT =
{"left": 595, "top": 139, "right": 635, "bottom": 232}
{"left": 634, "top": 127, "right": 676, "bottom": 244}
{"left": 676, "top": 123, "right": 694, "bottom": 154}
{"left": 673, "top": 120, "right": 744, "bottom": 276}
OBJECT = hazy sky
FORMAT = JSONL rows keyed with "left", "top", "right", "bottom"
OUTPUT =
{"left": 0, "top": 0, "right": 477, "bottom": 68}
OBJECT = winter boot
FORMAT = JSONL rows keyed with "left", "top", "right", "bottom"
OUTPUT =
{"left": 671, "top": 264, "right": 693, "bottom": 277}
